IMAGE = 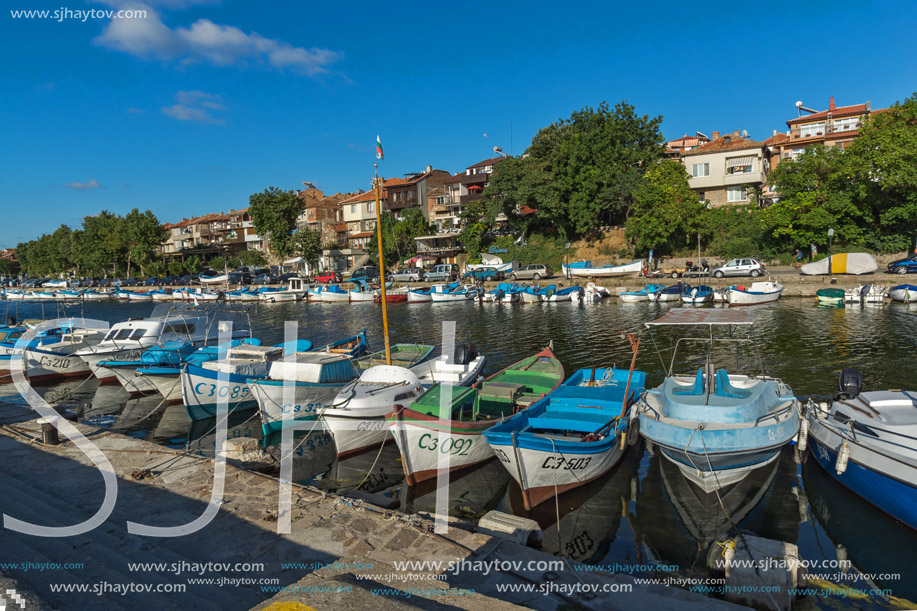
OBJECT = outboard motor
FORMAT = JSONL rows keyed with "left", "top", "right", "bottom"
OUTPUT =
{"left": 860, "top": 285, "right": 870, "bottom": 303}
{"left": 837, "top": 368, "right": 863, "bottom": 400}
{"left": 452, "top": 343, "right": 470, "bottom": 365}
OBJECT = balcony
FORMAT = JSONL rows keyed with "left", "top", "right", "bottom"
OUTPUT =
{"left": 459, "top": 194, "right": 483, "bottom": 205}
{"left": 459, "top": 172, "right": 490, "bottom": 186}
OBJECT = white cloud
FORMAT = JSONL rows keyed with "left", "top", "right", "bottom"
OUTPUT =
{"left": 162, "top": 90, "right": 225, "bottom": 124}
{"left": 66, "top": 179, "right": 103, "bottom": 190}
{"left": 94, "top": 2, "right": 343, "bottom": 77}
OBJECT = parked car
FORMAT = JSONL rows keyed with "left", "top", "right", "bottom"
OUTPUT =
{"left": 463, "top": 266, "right": 505, "bottom": 282}
{"left": 350, "top": 266, "right": 380, "bottom": 282}
{"left": 314, "top": 271, "right": 342, "bottom": 283}
{"left": 425, "top": 264, "right": 459, "bottom": 282}
{"left": 711, "top": 258, "right": 765, "bottom": 278}
{"left": 252, "top": 273, "right": 272, "bottom": 285}
{"left": 67, "top": 278, "right": 82, "bottom": 288}
{"left": 180, "top": 275, "right": 197, "bottom": 285}
{"left": 227, "top": 272, "right": 252, "bottom": 285}
{"left": 389, "top": 268, "right": 425, "bottom": 282}
{"left": 276, "top": 272, "right": 298, "bottom": 283}
{"left": 143, "top": 277, "right": 160, "bottom": 286}
{"left": 887, "top": 254, "right": 917, "bottom": 274}
{"left": 510, "top": 264, "right": 553, "bottom": 281}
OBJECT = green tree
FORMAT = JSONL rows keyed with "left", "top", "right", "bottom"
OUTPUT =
{"left": 185, "top": 254, "right": 202, "bottom": 274}
{"left": 210, "top": 256, "right": 228, "bottom": 273}
{"left": 626, "top": 160, "right": 707, "bottom": 255}
{"left": 0, "top": 259, "right": 13, "bottom": 276}
{"left": 249, "top": 187, "right": 303, "bottom": 259}
{"left": 765, "top": 145, "right": 866, "bottom": 251}
{"left": 76, "top": 211, "right": 125, "bottom": 275}
{"left": 168, "top": 260, "right": 185, "bottom": 276}
{"left": 487, "top": 101, "right": 664, "bottom": 239}
{"left": 123, "top": 209, "right": 168, "bottom": 277}
{"left": 291, "top": 228, "right": 322, "bottom": 269}
{"left": 845, "top": 92, "right": 917, "bottom": 252}
{"left": 365, "top": 208, "right": 432, "bottom": 268}
{"left": 236, "top": 249, "right": 268, "bottom": 269}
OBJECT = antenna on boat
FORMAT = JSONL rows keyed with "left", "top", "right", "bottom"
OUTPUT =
{"left": 373, "top": 163, "right": 392, "bottom": 366}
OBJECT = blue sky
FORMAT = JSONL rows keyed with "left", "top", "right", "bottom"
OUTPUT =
{"left": 2, "top": 0, "right": 915, "bottom": 248}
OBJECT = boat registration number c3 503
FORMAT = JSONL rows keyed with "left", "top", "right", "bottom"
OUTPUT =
{"left": 541, "top": 456, "right": 592, "bottom": 471}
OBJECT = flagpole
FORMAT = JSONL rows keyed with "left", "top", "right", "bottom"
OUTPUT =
{"left": 373, "top": 163, "right": 392, "bottom": 366}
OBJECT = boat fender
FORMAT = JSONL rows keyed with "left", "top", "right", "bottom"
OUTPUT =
{"left": 796, "top": 418, "right": 808, "bottom": 453}
{"left": 626, "top": 418, "right": 639, "bottom": 446}
{"left": 835, "top": 441, "right": 850, "bottom": 474}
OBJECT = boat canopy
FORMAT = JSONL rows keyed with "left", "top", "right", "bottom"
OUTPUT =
{"left": 645, "top": 308, "right": 754, "bottom": 327}
{"left": 800, "top": 253, "right": 877, "bottom": 275}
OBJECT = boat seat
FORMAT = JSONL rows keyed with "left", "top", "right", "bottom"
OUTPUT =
{"left": 479, "top": 381, "right": 524, "bottom": 402}
{"left": 715, "top": 369, "right": 751, "bottom": 399}
{"left": 513, "top": 394, "right": 541, "bottom": 409}
{"left": 530, "top": 410, "right": 611, "bottom": 432}
{"left": 673, "top": 368, "right": 705, "bottom": 395}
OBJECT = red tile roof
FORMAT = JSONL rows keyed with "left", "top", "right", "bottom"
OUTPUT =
{"left": 348, "top": 231, "right": 374, "bottom": 239}
{"left": 683, "top": 132, "right": 764, "bottom": 156}
{"left": 468, "top": 157, "right": 506, "bottom": 169}
{"left": 762, "top": 133, "right": 790, "bottom": 146}
{"left": 786, "top": 103, "right": 872, "bottom": 125}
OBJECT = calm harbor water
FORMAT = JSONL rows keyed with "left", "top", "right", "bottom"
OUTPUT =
{"left": 2, "top": 296, "right": 916, "bottom": 605}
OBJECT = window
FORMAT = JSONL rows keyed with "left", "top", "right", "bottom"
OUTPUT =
{"left": 697, "top": 191, "right": 705, "bottom": 202}
{"left": 367, "top": 202, "right": 374, "bottom": 213}
{"left": 799, "top": 122, "right": 825, "bottom": 138}
{"left": 727, "top": 186, "right": 747, "bottom": 202}
{"left": 692, "top": 163, "right": 710, "bottom": 177}
{"left": 833, "top": 116, "right": 860, "bottom": 132}
{"left": 726, "top": 157, "right": 754, "bottom": 174}
{"left": 350, "top": 204, "right": 357, "bottom": 214}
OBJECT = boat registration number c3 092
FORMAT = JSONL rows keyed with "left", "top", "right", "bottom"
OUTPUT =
{"left": 418, "top": 433, "right": 472, "bottom": 456}
{"left": 541, "top": 456, "right": 592, "bottom": 471}
{"left": 193, "top": 382, "right": 250, "bottom": 400}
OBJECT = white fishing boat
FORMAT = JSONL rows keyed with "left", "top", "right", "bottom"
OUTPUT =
{"left": 562, "top": 259, "right": 643, "bottom": 278}
{"left": 406, "top": 288, "right": 432, "bottom": 303}
{"left": 253, "top": 352, "right": 360, "bottom": 436}
{"left": 571, "top": 282, "right": 608, "bottom": 303}
{"left": 726, "top": 281, "right": 784, "bottom": 306}
{"left": 322, "top": 365, "right": 424, "bottom": 458}
{"left": 408, "top": 345, "right": 486, "bottom": 387}
{"left": 198, "top": 274, "right": 228, "bottom": 285}
{"left": 889, "top": 284, "right": 917, "bottom": 303}
{"left": 74, "top": 304, "right": 223, "bottom": 383}
{"left": 21, "top": 322, "right": 108, "bottom": 382}
{"left": 348, "top": 278, "right": 379, "bottom": 302}
{"left": 844, "top": 284, "right": 887, "bottom": 304}
{"left": 308, "top": 284, "right": 350, "bottom": 302}
{"left": 430, "top": 285, "right": 480, "bottom": 302}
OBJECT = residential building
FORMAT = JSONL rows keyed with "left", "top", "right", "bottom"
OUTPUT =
{"left": 296, "top": 186, "right": 350, "bottom": 248}
{"left": 385, "top": 167, "right": 452, "bottom": 223}
{"left": 414, "top": 233, "right": 463, "bottom": 264}
{"left": 160, "top": 210, "right": 266, "bottom": 259}
{"left": 682, "top": 131, "right": 769, "bottom": 207}
{"left": 665, "top": 132, "right": 711, "bottom": 158}
{"left": 778, "top": 97, "right": 883, "bottom": 161}
{"left": 428, "top": 156, "right": 507, "bottom": 232}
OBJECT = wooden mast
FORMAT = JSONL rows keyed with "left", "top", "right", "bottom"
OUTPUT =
{"left": 373, "top": 163, "right": 392, "bottom": 365}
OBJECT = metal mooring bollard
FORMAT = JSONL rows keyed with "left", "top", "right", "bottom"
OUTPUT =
{"left": 38, "top": 418, "right": 60, "bottom": 445}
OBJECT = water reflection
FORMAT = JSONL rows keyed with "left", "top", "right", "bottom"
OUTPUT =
{"left": 2, "top": 297, "right": 916, "bottom": 607}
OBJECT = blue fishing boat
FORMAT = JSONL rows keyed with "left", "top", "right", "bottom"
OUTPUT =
{"left": 804, "top": 370, "right": 917, "bottom": 530}
{"left": 99, "top": 340, "right": 199, "bottom": 394}
{"left": 651, "top": 283, "right": 686, "bottom": 303}
{"left": 484, "top": 341, "right": 644, "bottom": 509}
{"left": 680, "top": 284, "right": 714, "bottom": 305}
{"left": 136, "top": 338, "right": 263, "bottom": 403}
{"left": 180, "top": 330, "right": 367, "bottom": 420}
{"left": 637, "top": 309, "right": 800, "bottom": 492}
{"left": 308, "top": 284, "right": 350, "bottom": 302}
{"left": 407, "top": 287, "right": 432, "bottom": 303}
{"left": 543, "top": 285, "right": 583, "bottom": 302}
{"left": 620, "top": 284, "right": 665, "bottom": 303}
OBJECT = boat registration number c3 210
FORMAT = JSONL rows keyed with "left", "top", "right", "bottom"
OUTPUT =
{"left": 38, "top": 355, "right": 80, "bottom": 370}
{"left": 193, "top": 382, "right": 250, "bottom": 400}
{"left": 417, "top": 433, "right": 472, "bottom": 456}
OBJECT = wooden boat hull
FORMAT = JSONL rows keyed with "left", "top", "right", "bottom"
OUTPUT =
{"left": 562, "top": 260, "right": 643, "bottom": 278}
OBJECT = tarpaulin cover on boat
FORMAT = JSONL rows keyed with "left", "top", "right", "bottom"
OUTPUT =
{"left": 800, "top": 253, "right": 877, "bottom": 275}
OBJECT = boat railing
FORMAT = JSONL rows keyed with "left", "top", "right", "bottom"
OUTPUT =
{"left": 754, "top": 403, "right": 796, "bottom": 426}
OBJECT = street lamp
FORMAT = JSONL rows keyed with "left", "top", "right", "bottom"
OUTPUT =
{"left": 827, "top": 228, "right": 834, "bottom": 274}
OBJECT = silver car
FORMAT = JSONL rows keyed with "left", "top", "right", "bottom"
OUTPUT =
{"left": 711, "top": 258, "right": 765, "bottom": 278}
{"left": 510, "top": 264, "right": 554, "bottom": 281}
{"left": 389, "top": 268, "right": 425, "bottom": 282}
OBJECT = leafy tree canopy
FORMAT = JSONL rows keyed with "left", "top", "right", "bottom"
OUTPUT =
{"left": 626, "top": 160, "right": 707, "bottom": 255}
{"left": 249, "top": 186, "right": 303, "bottom": 259}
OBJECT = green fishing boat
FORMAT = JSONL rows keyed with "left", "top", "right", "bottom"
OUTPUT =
{"left": 388, "top": 346, "right": 564, "bottom": 486}
{"left": 816, "top": 288, "right": 845, "bottom": 306}
{"left": 354, "top": 343, "right": 434, "bottom": 370}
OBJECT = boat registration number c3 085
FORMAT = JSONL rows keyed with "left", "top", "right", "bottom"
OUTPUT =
{"left": 193, "top": 382, "right": 250, "bottom": 400}
{"left": 417, "top": 433, "right": 472, "bottom": 456}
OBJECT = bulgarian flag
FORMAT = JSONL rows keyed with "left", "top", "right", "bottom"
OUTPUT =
{"left": 376, "top": 135, "right": 384, "bottom": 160}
